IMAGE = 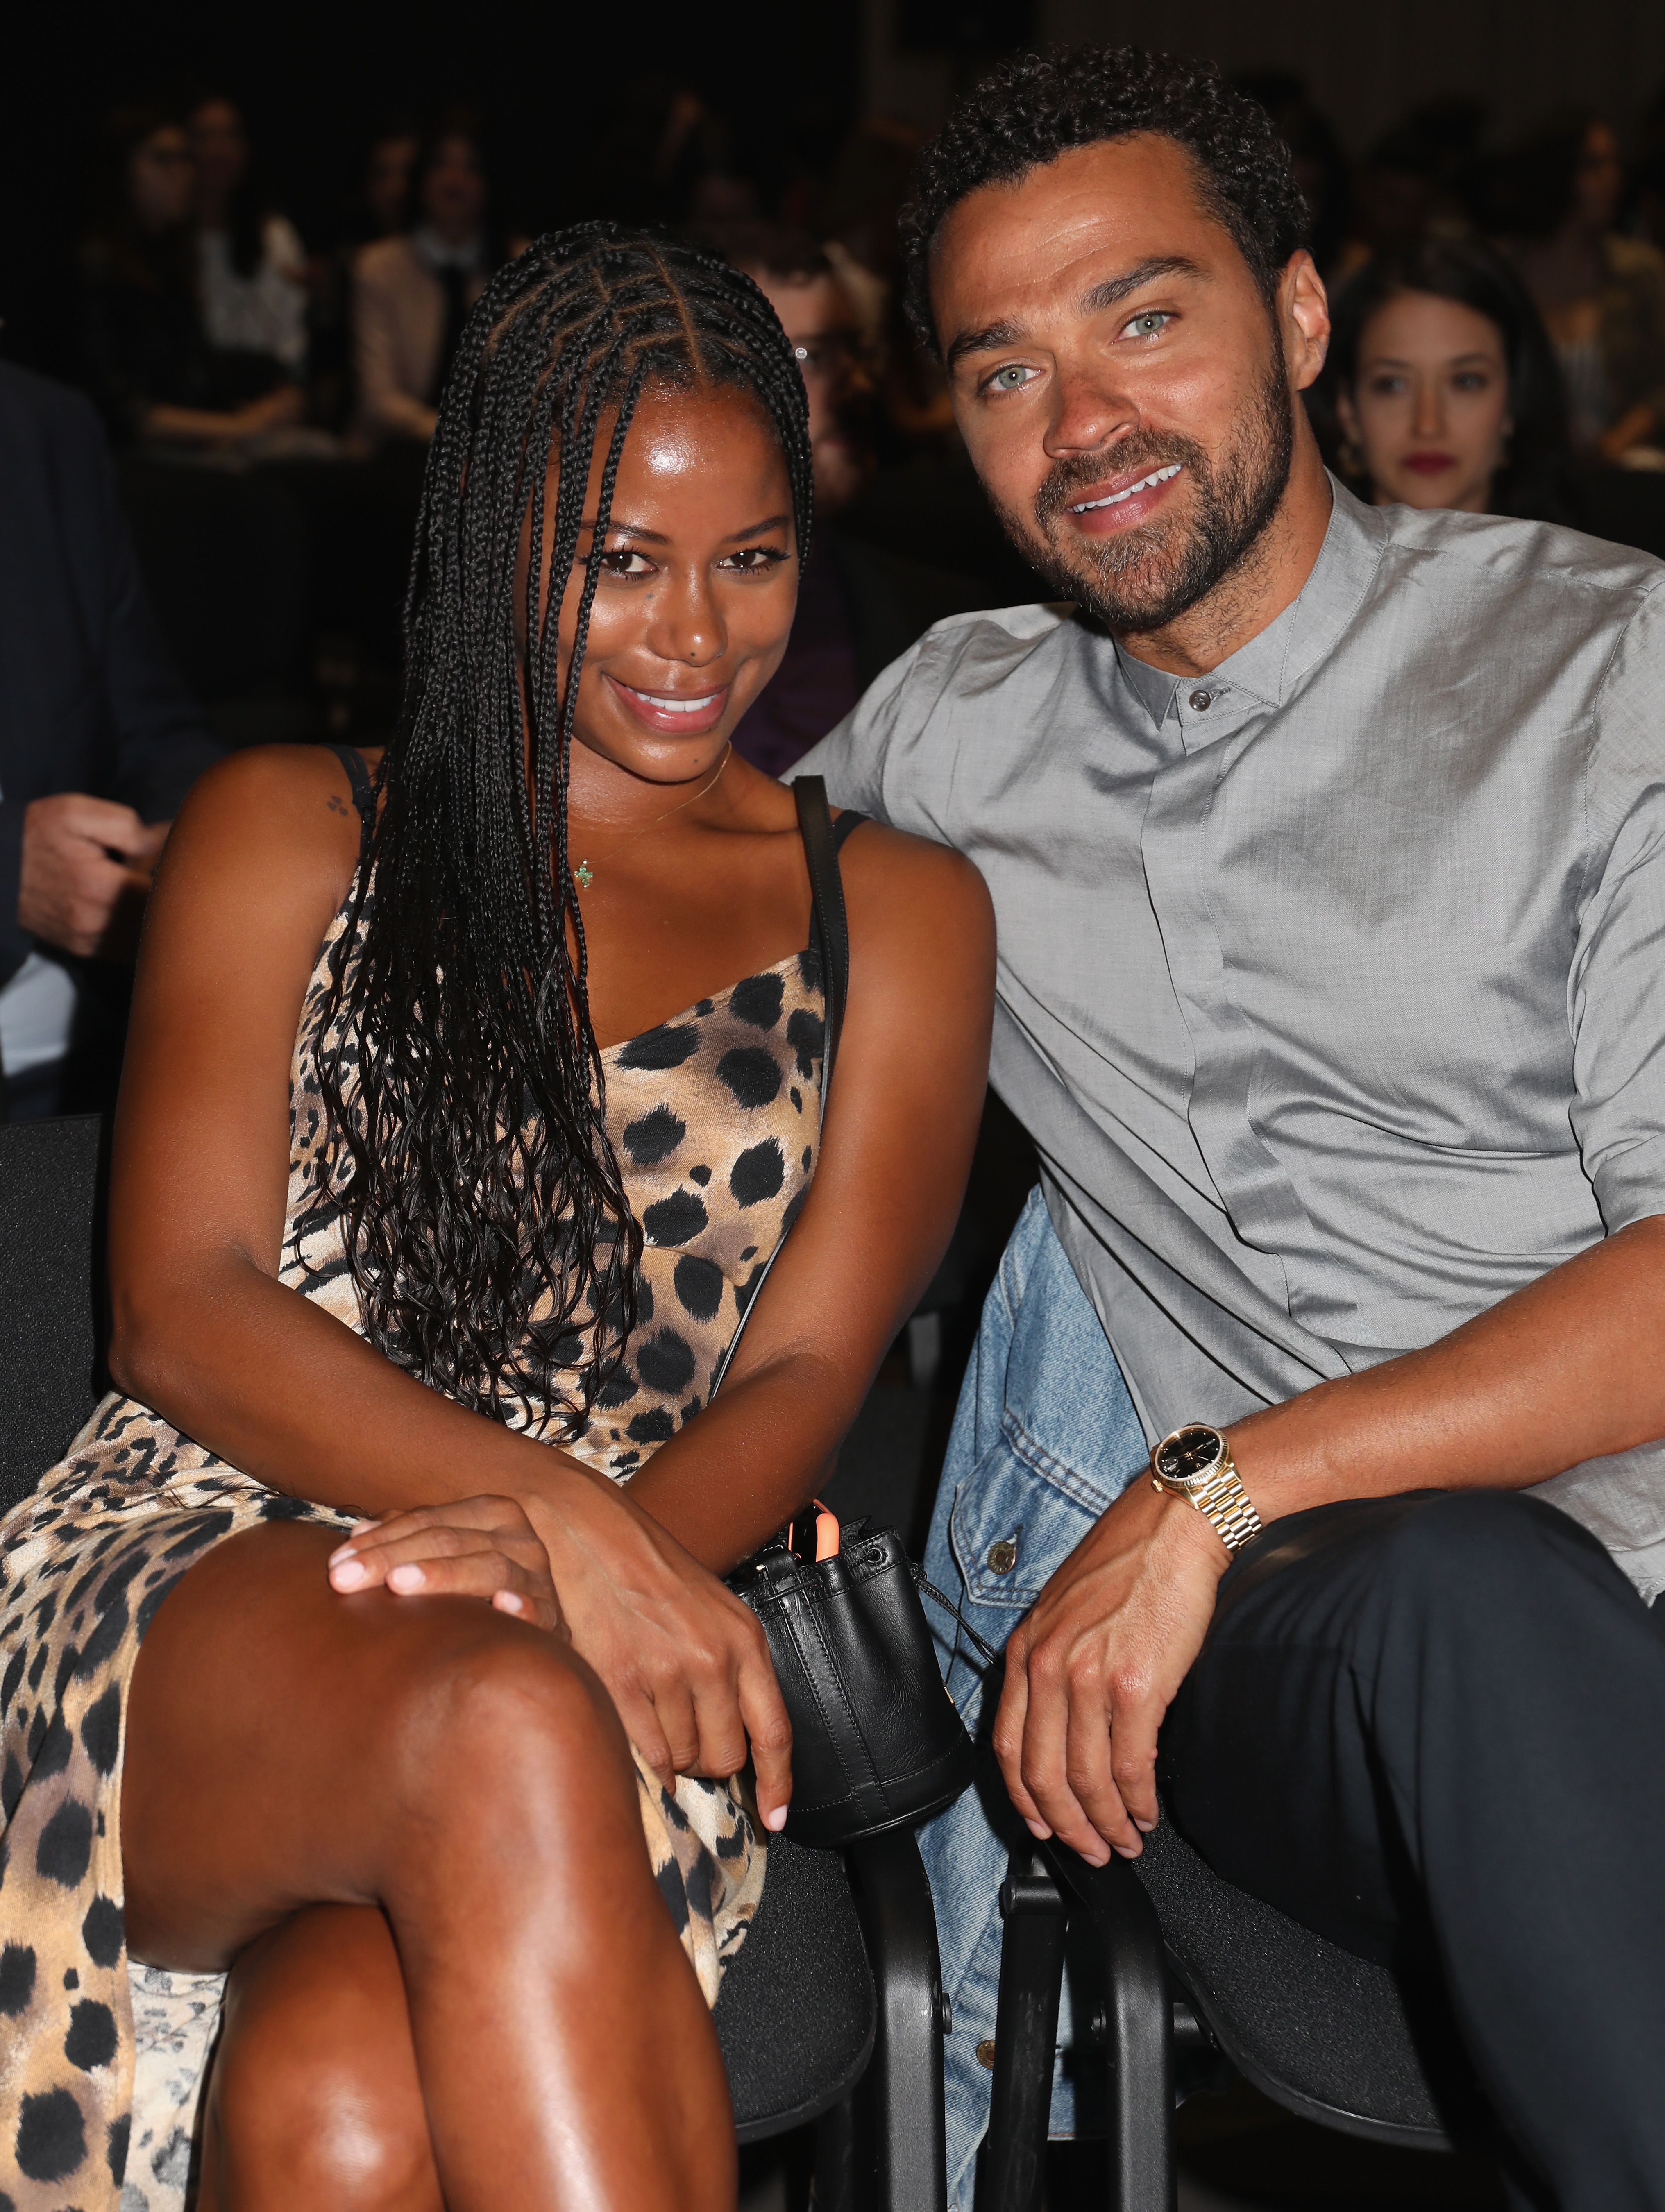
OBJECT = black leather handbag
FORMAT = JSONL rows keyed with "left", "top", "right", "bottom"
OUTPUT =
{"left": 727, "top": 1518, "right": 979, "bottom": 1847}
{"left": 717, "top": 778, "right": 981, "bottom": 1847}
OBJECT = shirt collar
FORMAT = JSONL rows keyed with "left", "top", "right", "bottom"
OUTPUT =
{"left": 413, "top": 226, "right": 484, "bottom": 275}
{"left": 1110, "top": 476, "right": 1389, "bottom": 726}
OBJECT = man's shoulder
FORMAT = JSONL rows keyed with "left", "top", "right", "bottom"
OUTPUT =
{"left": 0, "top": 362, "right": 107, "bottom": 460}
{"left": 1375, "top": 502, "right": 1665, "bottom": 623}
{"left": 889, "top": 598, "right": 1091, "bottom": 700}
{"left": 797, "top": 600, "right": 1096, "bottom": 813}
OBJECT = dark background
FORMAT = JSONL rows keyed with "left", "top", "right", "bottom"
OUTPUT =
{"left": 14, "top": 0, "right": 1665, "bottom": 379}
{"left": 2, "top": 0, "right": 863, "bottom": 378}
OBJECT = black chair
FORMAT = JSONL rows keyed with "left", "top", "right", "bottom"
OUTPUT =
{"left": 983, "top": 1797, "right": 1477, "bottom": 2212}
{"left": 0, "top": 1115, "right": 952, "bottom": 2210}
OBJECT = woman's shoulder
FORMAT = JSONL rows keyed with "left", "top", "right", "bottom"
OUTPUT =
{"left": 835, "top": 812, "right": 994, "bottom": 979}
{"left": 163, "top": 744, "right": 370, "bottom": 915}
{"left": 354, "top": 233, "right": 419, "bottom": 287}
{"left": 1605, "top": 235, "right": 1665, "bottom": 295}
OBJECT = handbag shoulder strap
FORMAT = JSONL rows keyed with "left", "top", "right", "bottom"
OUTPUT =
{"left": 793, "top": 775, "right": 865, "bottom": 1092}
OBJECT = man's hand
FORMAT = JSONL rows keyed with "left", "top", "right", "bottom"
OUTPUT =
{"left": 994, "top": 1480, "right": 1230, "bottom": 1865}
{"left": 19, "top": 794, "right": 169, "bottom": 959}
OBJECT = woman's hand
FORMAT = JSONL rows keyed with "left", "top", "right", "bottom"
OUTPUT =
{"left": 327, "top": 1494, "right": 565, "bottom": 1634}
{"left": 520, "top": 1475, "right": 794, "bottom": 1834}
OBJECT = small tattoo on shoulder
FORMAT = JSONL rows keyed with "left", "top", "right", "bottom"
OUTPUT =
{"left": 327, "top": 793, "right": 349, "bottom": 816}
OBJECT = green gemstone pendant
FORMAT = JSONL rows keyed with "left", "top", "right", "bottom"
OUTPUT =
{"left": 574, "top": 859, "right": 594, "bottom": 889}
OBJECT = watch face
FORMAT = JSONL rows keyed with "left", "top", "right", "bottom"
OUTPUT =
{"left": 1155, "top": 1425, "right": 1225, "bottom": 1487}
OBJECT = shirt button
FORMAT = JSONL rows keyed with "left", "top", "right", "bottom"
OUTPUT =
{"left": 986, "top": 1537, "right": 1019, "bottom": 1575}
{"left": 1189, "top": 688, "right": 1213, "bottom": 711}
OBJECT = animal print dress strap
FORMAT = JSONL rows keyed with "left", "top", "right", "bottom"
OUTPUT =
{"left": 326, "top": 743, "right": 376, "bottom": 868}
{"left": 792, "top": 775, "right": 867, "bottom": 1094}
{"left": 708, "top": 787, "right": 864, "bottom": 1400}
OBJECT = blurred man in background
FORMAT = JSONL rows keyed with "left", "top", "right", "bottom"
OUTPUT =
{"left": 699, "top": 220, "right": 987, "bottom": 773}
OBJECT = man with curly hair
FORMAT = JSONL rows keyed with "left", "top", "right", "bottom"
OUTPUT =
{"left": 797, "top": 45, "right": 1665, "bottom": 2208}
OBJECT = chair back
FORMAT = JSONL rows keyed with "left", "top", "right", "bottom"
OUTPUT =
{"left": 0, "top": 1114, "right": 108, "bottom": 1511}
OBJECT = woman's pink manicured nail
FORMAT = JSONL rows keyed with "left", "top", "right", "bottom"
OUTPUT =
{"left": 331, "top": 1557, "right": 367, "bottom": 1588}
{"left": 765, "top": 1805, "right": 788, "bottom": 1832}
{"left": 388, "top": 1564, "right": 426, "bottom": 1592}
{"left": 328, "top": 1543, "right": 356, "bottom": 1566}
{"left": 1024, "top": 1818, "right": 1052, "bottom": 1840}
{"left": 494, "top": 1591, "right": 524, "bottom": 1614}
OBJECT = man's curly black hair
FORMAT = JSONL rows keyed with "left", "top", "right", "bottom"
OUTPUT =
{"left": 900, "top": 47, "right": 1309, "bottom": 351}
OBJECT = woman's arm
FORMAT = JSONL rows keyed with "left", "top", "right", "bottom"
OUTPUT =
{"left": 111, "top": 744, "right": 554, "bottom": 1513}
{"left": 110, "top": 748, "right": 794, "bottom": 1813}
{"left": 352, "top": 249, "right": 440, "bottom": 445}
{"left": 138, "top": 387, "right": 304, "bottom": 449}
{"left": 625, "top": 822, "right": 997, "bottom": 1570}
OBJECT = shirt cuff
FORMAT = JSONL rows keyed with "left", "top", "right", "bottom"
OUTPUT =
{"left": 1591, "top": 1132, "right": 1665, "bottom": 1235}
{"left": 0, "top": 798, "right": 29, "bottom": 989}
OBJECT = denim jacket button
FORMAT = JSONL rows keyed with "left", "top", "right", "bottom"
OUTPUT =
{"left": 986, "top": 1537, "right": 1019, "bottom": 1575}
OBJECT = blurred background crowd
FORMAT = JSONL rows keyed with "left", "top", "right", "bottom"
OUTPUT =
{"left": 9, "top": 3, "right": 1665, "bottom": 763}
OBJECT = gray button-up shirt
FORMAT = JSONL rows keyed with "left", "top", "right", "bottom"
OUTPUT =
{"left": 798, "top": 481, "right": 1665, "bottom": 1595}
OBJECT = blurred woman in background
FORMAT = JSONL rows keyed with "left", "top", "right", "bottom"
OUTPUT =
{"left": 352, "top": 112, "right": 497, "bottom": 447}
{"left": 1506, "top": 112, "right": 1665, "bottom": 464}
{"left": 79, "top": 104, "right": 303, "bottom": 453}
{"left": 188, "top": 92, "right": 309, "bottom": 387}
{"left": 1313, "top": 237, "right": 1574, "bottom": 521}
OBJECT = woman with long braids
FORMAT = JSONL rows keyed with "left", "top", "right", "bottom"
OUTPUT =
{"left": 0, "top": 227, "right": 994, "bottom": 2212}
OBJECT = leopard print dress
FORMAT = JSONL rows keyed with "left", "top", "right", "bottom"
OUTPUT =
{"left": 0, "top": 838, "right": 839, "bottom": 2211}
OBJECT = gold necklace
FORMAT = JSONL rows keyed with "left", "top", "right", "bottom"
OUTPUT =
{"left": 571, "top": 743, "right": 733, "bottom": 891}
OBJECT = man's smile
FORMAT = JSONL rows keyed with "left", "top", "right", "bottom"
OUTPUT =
{"left": 1068, "top": 461, "right": 1184, "bottom": 513}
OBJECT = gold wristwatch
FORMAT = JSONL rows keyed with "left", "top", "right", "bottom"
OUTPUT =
{"left": 1149, "top": 1424, "right": 1263, "bottom": 1552}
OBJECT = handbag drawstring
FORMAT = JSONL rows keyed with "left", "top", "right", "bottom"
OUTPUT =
{"left": 911, "top": 1564, "right": 1003, "bottom": 1670}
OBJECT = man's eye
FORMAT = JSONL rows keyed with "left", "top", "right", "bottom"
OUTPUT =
{"left": 1123, "top": 311, "right": 1171, "bottom": 339}
{"left": 985, "top": 364, "right": 1034, "bottom": 394}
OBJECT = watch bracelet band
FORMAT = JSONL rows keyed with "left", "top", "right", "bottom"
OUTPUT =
{"left": 1192, "top": 1464, "right": 1263, "bottom": 1551}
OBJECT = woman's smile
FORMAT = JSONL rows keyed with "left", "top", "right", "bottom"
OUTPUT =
{"left": 603, "top": 673, "right": 732, "bottom": 736}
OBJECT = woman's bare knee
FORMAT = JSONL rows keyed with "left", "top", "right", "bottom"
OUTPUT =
{"left": 388, "top": 1626, "right": 632, "bottom": 1834}
{"left": 206, "top": 1905, "right": 439, "bottom": 2212}
{"left": 122, "top": 1523, "right": 636, "bottom": 1966}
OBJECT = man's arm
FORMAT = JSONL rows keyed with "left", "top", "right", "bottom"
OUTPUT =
{"left": 79, "top": 390, "right": 224, "bottom": 824}
{"left": 1002, "top": 723, "right": 1665, "bottom": 1869}
{"left": 998, "top": 1213, "right": 1665, "bottom": 1870}
{"left": 5, "top": 388, "right": 222, "bottom": 967}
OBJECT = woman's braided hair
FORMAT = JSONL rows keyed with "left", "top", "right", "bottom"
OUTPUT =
{"left": 306, "top": 223, "right": 812, "bottom": 1435}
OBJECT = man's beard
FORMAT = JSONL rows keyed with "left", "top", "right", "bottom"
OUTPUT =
{"left": 997, "top": 351, "right": 1295, "bottom": 636}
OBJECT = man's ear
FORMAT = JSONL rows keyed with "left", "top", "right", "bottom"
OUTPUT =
{"left": 1282, "top": 251, "right": 1330, "bottom": 393}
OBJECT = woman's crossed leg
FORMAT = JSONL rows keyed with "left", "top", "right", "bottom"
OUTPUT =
{"left": 123, "top": 1521, "right": 735, "bottom": 2212}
